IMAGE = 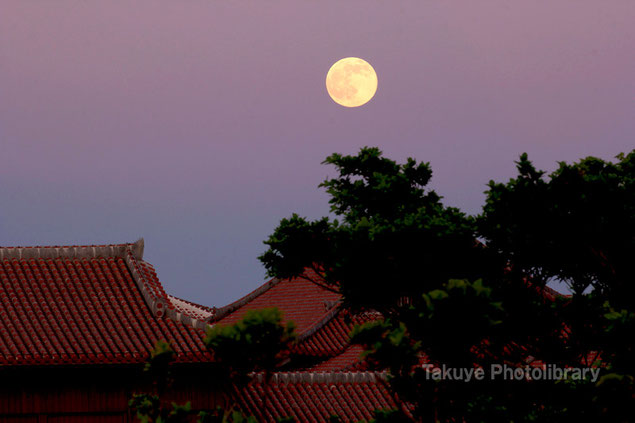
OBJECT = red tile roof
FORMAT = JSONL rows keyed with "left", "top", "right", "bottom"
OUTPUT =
{"left": 308, "top": 345, "right": 367, "bottom": 372}
{"left": 212, "top": 270, "right": 341, "bottom": 334}
{"left": 0, "top": 240, "right": 211, "bottom": 366}
{"left": 294, "top": 309, "right": 377, "bottom": 358}
{"left": 0, "top": 242, "right": 371, "bottom": 372}
{"left": 232, "top": 372, "right": 404, "bottom": 423}
{"left": 211, "top": 271, "right": 381, "bottom": 371}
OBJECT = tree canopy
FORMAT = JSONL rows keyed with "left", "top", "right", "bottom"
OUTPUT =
{"left": 260, "top": 147, "right": 496, "bottom": 311}
{"left": 204, "top": 308, "right": 296, "bottom": 382}
{"left": 480, "top": 151, "right": 635, "bottom": 302}
{"left": 260, "top": 147, "right": 634, "bottom": 422}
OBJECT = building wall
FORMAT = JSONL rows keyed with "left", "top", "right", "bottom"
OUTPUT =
{"left": 0, "top": 365, "right": 225, "bottom": 423}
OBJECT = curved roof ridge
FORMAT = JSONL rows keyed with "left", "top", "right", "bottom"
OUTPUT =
{"left": 169, "top": 295, "right": 214, "bottom": 313}
{"left": 307, "top": 344, "right": 367, "bottom": 372}
{"left": 0, "top": 238, "right": 145, "bottom": 261}
{"left": 168, "top": 295, "right": 215, "bottom": 321}
{"left": 123, "top": 250, "right": 207, "bottom": 330}
{"left": 209, "top": 277, "right": 282, "bottom": 322}
{"left": 124, "top": 247, "right": 169, "bottom": 319}
{"left": 297, "top": 305, "right": 341, "bottom": 341}
{"left": 296, "top": 308, "right": 381, "bottom": 346}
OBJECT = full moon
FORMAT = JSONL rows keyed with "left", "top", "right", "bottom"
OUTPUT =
{"left": 326, "top": 57, "right": 378, "bottom": 108}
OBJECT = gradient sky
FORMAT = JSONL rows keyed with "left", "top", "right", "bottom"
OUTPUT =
{"left": 1, "top": 1, "right": 634, "bottom": 306}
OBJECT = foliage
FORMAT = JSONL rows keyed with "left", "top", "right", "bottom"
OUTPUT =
{"left": 479, "top": 151, "right": 635, "bottom": 301}
{"left": 261, "top": 147, "right": 635, "bottom": 422}
{"left": 204, "top": 308, "right": 297, "bottom": 382}
{"left": 144, "top": 339, "right": 176, "bottom": 395}
{"left": 130, "top": 309, "right": 298, "bottom": 422}
{"left": 128, "top": 396, "right": 258, "bottom": 423}
{"left": 260, "top": 146, "right": 495, "bottom": 311}
{"left": 129, "top": 341, "right": 192, "bottom": 423}
{"left": 351, "top": 319, "right": 420, "bottom": 378}
{"left": 477, "top": 151, "right": 635, "bottom": 420}
{"left": 368, "top": 408, "right": 412, "bottom": 423}
{"left": 198, "top": 407, "right": 259, "bottom": 423}
{"left": 128, "top": 390, "right": 192, "bottom": 423}
{"left": 411, "top": 279, "right": 504, "bottom": 366}
{"left": 129, "top": 393, "right": 162, "bottom": 423}
{"left": 129, "top": 338, "right": 265, "bottom": 423}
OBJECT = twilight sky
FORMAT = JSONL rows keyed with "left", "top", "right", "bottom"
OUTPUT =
{"left": 1, "top": 1, "right": 633, "bottom": 306}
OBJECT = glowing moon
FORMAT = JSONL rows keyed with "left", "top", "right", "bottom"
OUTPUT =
{"left": 326, "top": 57, "right": 378, "bottom": 108}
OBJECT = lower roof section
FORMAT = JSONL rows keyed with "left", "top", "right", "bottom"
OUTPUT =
{"left": 233, "top": 371, "right": 404, "bottom": 423}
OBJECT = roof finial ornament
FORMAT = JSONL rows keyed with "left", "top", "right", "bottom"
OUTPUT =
{"left": 132, "top": 238, "right": 145, "bottom": 260}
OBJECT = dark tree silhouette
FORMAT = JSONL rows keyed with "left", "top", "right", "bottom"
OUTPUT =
{"left": 260, "top": 147, "right": 634, "bottom": 422}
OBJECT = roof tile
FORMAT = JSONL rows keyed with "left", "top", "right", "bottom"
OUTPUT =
{"left": 214, "top": 272, "right": 341, "bottom": 334}
{"left": 234, "top": 372, "right": 399, "bottom": 423}
{"left": 0, "top": 242, "right": 210, "bottom": 365}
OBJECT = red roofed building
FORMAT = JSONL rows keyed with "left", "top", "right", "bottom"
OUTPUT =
{"left": 0, "top": 240, "right": 210, "bottom": 367}
{"left": 0, "top": 240, "right": 393, "bottom": 422}
{"left": 209, "top": 272, "right": 375, "bottom": 372}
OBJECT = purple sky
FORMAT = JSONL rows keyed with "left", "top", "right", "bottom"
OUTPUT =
{"left": 1, "top": 1, "right": 634, "bottom": 306}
